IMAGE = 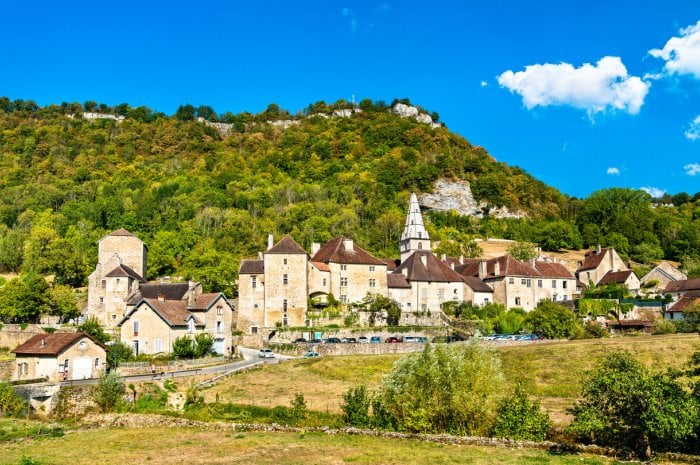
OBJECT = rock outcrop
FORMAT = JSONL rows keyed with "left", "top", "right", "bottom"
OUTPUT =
{"left": 419, "top": 179, "right": 525, "bottom": 219}
{"left": 391, "top": 103, "right": 442, "bottom": 128}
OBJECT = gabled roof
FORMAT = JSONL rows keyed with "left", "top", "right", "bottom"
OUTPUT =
{"left": 188, "top": 293, "right": 232, "bottom": 311}
{"left": 387, "top": 273, "right": 411, "bottom": 288}
{"left": 642, "top": 261, "right": 687, "bottom": 283}
{"left": 598, "top": 270, "right": 636, "bottom": 286}
{"left": 380, "top": 258, "right": 399, "bottom": 272}
{"left": 454, "top": 259, "right": 482, "bottom": 278}
{"left": 13, "top": 332, "right": 106, "bottom": 356}
{"left": 310, "top": 261, "right": 330, "bottom": 272}
{"left": 105, "top": 263, "right": 145, "bottom": 282}
{"left": 578, "top": 247, "right": 611, "bottom": 271}
{"left": 312, "top": 236, "right": 384, "bottom": 266}
{"left": 483, "top": 256, "right": 540, "bottom": 279}
{"left": 123, "top": 298, "right": 204, "bottom": 328}
{"left": 108, "top": 228, "right": 136, "bottom": 237}
{"left": 240, "top": 259, "right": 264, "bottom": 274}
{"left": 667, "top": 295, "right": 700, "bottom": 313}
{"left": 534, "top": 261, "right": 575, "bottom": 279}
{"left": 664, "top": 277, "right": 700, "bottom": 293}
{"left": 463, "top": 276, "right": 493, "bottom": 293}
{"left": 266, "top": 235, "right": 307, "bottom": 255}
{"left": 393, "top": 251, "right": 465, "bottom": 283}
{"left": 126, "top": 282, "right": 190, "bottom": 305}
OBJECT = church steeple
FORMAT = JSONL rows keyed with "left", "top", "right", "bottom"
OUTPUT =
{"left": 400, "top": 193, "right": 431, "bottom": 263}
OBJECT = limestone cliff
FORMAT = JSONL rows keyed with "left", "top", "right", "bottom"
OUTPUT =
{"left": 419, "top": 179, "right": 525, "bottom": 218}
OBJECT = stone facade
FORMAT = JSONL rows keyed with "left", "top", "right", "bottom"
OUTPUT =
{"left": 576, "top": 246, "right": 628, "bottom": 287}
{"left": 641, "top": 261, "right": 687, "bottom": 295}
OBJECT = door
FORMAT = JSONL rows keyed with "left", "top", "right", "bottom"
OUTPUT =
{"left": 72, "top": 357, "right": 92, "bottom": 380}
{"left": 213, "top": 338, "right": 225, "bottom": 355}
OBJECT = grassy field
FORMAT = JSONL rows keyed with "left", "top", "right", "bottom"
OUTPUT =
{"left": 0, "top": 423, "right": 668, "bottom": 465}
{"left": 204, "top": 334, "right": 700, "bottom": 425}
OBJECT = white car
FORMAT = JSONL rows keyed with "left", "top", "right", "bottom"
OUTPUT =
{"left": 258, "top": 348, "right": 276, "bottom": 358}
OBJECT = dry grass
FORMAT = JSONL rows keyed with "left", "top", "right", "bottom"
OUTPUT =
{"left": 203, "top": 334, "right": 699, "bottom": 425}
{"left": 0, "top": 425, "right": 641, "bottom": 465}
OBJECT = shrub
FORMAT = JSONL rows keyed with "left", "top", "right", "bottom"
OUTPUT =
{"left": 341, "top": 385, "right": 371, "bottom": 427}
{"left": 492, "top": 384, "right": 551, "bottom": 441}
{"left": 582, "top": 321, "right": 609, "bottom": 339}
{"left": 525, "top": 300, "right": 582, "bottom": 339}
{"left": 0, "top": 382, "right": 26, "bottom": 416}
{"left": 93, "top": 372, "right": 125, "bottom": 412}
{"left": 77, "top": 316, "right": 111, "bottom": 343}
{"left": 652, "top": 319, "right": 676, "bottom": 335}
{"left": 172, "top": 336, "right": 196, "bottom": 359}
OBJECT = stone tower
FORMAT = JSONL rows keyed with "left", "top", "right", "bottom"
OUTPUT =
{"left": 400, "top": 193, "right": 431, "bottom": 263}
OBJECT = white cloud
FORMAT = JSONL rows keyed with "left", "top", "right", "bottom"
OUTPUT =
{"left": 341, "top": 7, "right": 357, "bottom": 33}
{"left": 685, "top": 115, "right": 700, "bottom": 140}
{"left": 685, "top": 163, "right": 700, "bottom": 176}
{"left": 497, "top": 56, "right": 650, "bottom": 115}
{"left": 649, "top": 21, "right": 700, "bottom": 79}
{"left": 640, "top": 186, "right": 666, "bottom": 198}
{"left": 480, "top": 80, "right": 488, "bottom": 87}
{"left": 607, "top": 167, "right": 620, "bottom": 175}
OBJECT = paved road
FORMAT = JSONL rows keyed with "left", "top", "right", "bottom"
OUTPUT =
{"left": 60, "top": 347, "right": 283, "bottom": 387}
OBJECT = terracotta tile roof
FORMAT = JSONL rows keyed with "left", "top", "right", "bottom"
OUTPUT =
{"left": 310, "top": 261, "right": 330, "bottom": 272}
{"left": 266, "top": 235, "right": 307, "bottom": 255}
{"left": 598, "top": 270, "right": 636, "bottom": 286}
{"left": 127, "top": 283, "right": 190, "bottom": 305}
{"left": 578, "top": 248, "right": 611, "bottom": 271}
{"left": 13, "top": 332, "right": 105, "bottom": 356}
{"left": 240, "top": 259, "right": 264, "bottom": 274}
{"left": 380, "top": 259, "right": 399, "bottom": 271}
{"left": 454, "top": 260, "right": 482, "bottom": 278}
{"left": 463, "top": 276, "right": 493, "bottom": 293}
{"left": 189, "top": 293, "right": 229, "bottom": 311}
{"left": 107, "top": 228, "right": 136, "bottom": 237}
{"left": 105, "top": 263, "right": 145, "bottom": 282}
{"left": 664, "top": 277, "right": 700, "bottom": 293}
{"left": 484, "top": 256, "right": 540, "bottom": 279}
{"left": 394, "top": 251, "right": 465, "bottom": 283}
{"left": 387, "top": 273, "right": 412, "bottom": 288}
{"left": 534, "top": 261, "right": 575, "bottom": 279}
{"left": 667, "top": 296, "right": 700, "bottom": 312}
{"left": 142, "top": 298, "right": 204, "bottom": 327}
{"left": 312, "top": 236, "right": 384, "bottom": 265}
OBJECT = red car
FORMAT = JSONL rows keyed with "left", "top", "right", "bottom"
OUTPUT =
{"left": 385, "top": 336, "right": 401, "bottom": 343}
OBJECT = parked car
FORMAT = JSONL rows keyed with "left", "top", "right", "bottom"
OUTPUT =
{"left": 345, "top": 337, "right": 357, "bottom": 343}
{"left": 310, "top": 338, "right": 323, "bottom": 344}
{"left": 303, "top": 351, "right": 321, "bottom": 357}
{"left": 515, "top": 334, "right": 541, "bottom": 341}
{"left": 293, "top": 337, "right": 307, "bottom": 343}
{"left": 385, "top": 336, "right": 400, "bottom": 343}
{"left": 370, "top": 336, "right": 381, "bottom": 343}
{"left": 358, "top": 336, "right": 369, "bottom": 343}
{"left": 258, "top": 348, "right": 276, "bottom": 358}
{"left": 326, "top": 337, "right": 342, "bottom": 343}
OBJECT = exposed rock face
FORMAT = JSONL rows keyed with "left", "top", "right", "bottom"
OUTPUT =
{"left": 392, "top": 103, "right": 442, "bottom": 128}
{"left": 419, "top": 179, "right": 525, "bottom": 219}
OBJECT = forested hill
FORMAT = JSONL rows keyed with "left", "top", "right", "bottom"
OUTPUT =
{"left": 0, "top": 97, "right": 698, "bottom": 295}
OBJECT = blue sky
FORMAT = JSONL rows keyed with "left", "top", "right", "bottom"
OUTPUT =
{"left": 1, "top": 1, "right": 699, "bottom": 198}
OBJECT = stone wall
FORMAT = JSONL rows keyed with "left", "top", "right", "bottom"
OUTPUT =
{"left": 0, "top": 325, "right": 75, "bottom": 351}
{"left": 0, "top": 359, "right": 14, "bottom": 380}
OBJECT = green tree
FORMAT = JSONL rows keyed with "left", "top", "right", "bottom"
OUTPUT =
{"left": 568, "top": 352, "right": 698, "bottom": 459}
{"left": 536, "top": 221, "right": 582, "bottom": 251}
{"left": 0, "top": 274, "right": 51, "bottom": 323}
{"left": 172, "top": 336, "right": 196, "bottom": 359}
{"left": 341, "top": 384, "right": 371, "bottom": 428}
{"left": 506, "top": 241, "right": 538, "bottom": 261}
{"left": 77, "top": 316, "right": 111, "bottom": 343}
{"left": 525, "top": 300, "right": 582, "bottom": 339}
{"left": 377, "top": 343, "right": 506, "bottom": 435}
{"left": 93, "top": 372, "right": 125, "bottom": 412}
{"left": 493, "top": 383, "right": 551, "bottom": 441}
{"left": 0, "top": 382, "right": 26, "bottom": 416}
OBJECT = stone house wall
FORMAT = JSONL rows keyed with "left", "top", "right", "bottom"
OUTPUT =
{"left": 264, "top": 253, "right": 307, "bottom": 327}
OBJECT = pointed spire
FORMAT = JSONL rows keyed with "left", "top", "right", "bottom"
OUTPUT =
{"left": 401, "top": 193, "right": 429, "bottom": 241}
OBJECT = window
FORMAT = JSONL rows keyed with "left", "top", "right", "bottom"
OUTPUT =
{"left": 562, "top": 281, "right": 568, "bottom": 289}
{"left": 538, "top": 280, "right": 543, "bottom": 288}
{"left": 509, "top": 278, "right": 514, "bottom": 285}
{"left": 418, "top": 242, "right": 423, "bottom": 250}
{"left": 340, "top": 295, "right": 348, "bottom": 304}
{"left": 340, "top": 265, "right": 347, "bottom": 271}
{"left": 188, "top": 319, "right": 195, "bottom": 333}
{"left": 283, "top": 258, "right": 287, "bottom": 265}
{"left": 283, "top": 274, "right": 288, "bottom": 285}
{"left": 438, "top": 289, "right": 445, "bottom": 301}
{"left": 322, "top": 278, "right": 327, "bottom": 286}
{"left": 99, "top": 297, "right": 104, "bottom": 304}
{"left": 340, "top": 277, "right": 348, "bottom": 287}
{"left": 369, "top": 266, "right": 375, "bottom": 272}
{"left": 253, "top": 303, "right": 259, "bottom": 309}
{"left": 369, "top": 278, "right": 376, "bottom": 288}
{"left": 133, "top": 320, "right": 139, "bottom": 336}
{"left": 101, "top": 279, "right": 106, "bottom": 289}
{"left": 515, "top": 297, "right": 521, "bottom": 306}
{"left": 154, "top": 339, "right": 162, "bottom": 352}
{"left": 116, "top": 278, "right": 120, "bottom": 285}
{"left": 521, "top": 279, "right": 526, "bottom": 285}
{"left": 251, "top": 276, "right": 257, "bottom": 288}
{"left": 526, "top": 279, "right": 531, "bottom": 288}
{"left": 95, "top": 358, "right": 100, "bottom": 368}
{"left": 112, "top": 314, "right": 117, "bottom": 320}
{"left": 216, "top": 321, "right": 223, "bottom": 333}
{"left": 216, "top": 306, "right": 223, "bottom": 315}
{"left": 552, "top": 280, "right": 557, "bottom": 288}
{"left": 283, "top": 299, "right": 288, "bottom": 311}
{"left": 562, "top": 295, "right": 568, "bottom": 301}
{"left": 251, "top": 326, "right": 258, "bottom": 335}
{"left": 64, "top": 359, "right": 69, "bottom": 371}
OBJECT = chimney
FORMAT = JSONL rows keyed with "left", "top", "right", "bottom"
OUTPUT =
{"left": 450, "top": 263, "right": 455, "bottom": 270}
{"left": 478, "top": 261, "right": 487, "bottom": 279}
{"left": 40, "top": 338, "right": 45, "bottom": 347}
{"left": 343, "top": 238, "right": 354, "bottom": 251}
{"left": 494, "top": 261, "right": 500, "bottom": 276}
{"left": 157, "top": 293, "right": 165, "bottom": 302}
{"left": 420, "top": 255, "right": 427, "bottom": 266}
{"left": 596, "top": 244, "right": 602, "bottom": 254}
{"left": 459, "top": 255, "right": 464, "bottom": 265}
{"left": 267, "top": 233, "right": 274, "bottom": 250}
{"left": 311, "top": 242, "right": 321, "bottom": 256}
{"left": 258, "top": 251, "right": 263, "bottom": 260}
{"left": 401, "top": 268, "right": 408, "bottom": 277}
{"left": 529, "top": 258, "right": 536, "bottom": 267}
{"left": 441, "top": 253, "right": 446, "bottom": 262}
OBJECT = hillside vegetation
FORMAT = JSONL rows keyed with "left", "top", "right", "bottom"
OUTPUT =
{"left": 0, "top": 97, "right": 698, "bottom": 301}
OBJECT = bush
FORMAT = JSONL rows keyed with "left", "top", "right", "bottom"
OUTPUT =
{"left": 525, "top": 300, "right": 582, "bottom": 339}
{"left": 377, "top": 342, "right": 505, "bottom": 435}
{"left": 77, "top": 316, "right": 111, "bottom": 343}
{"left": 582, "top": 321, "right": 609, "bottom": 339}
{"left": 93, "top": 372, "right": 125, "bottom": 412}
{"left": 492, "top": 384, "right": 551, "bottom": 441}
{"left": 652, "top": 319, "right": 676, "bottom": 335}
{"left": 0, "top": 382, "right": 26, "bottom": 416}
{"left": 341, "top": 385, "right": 371, "bottom": 427}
